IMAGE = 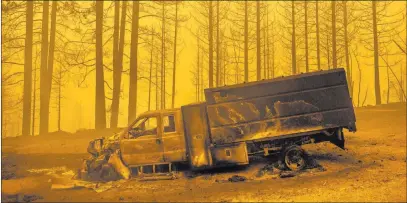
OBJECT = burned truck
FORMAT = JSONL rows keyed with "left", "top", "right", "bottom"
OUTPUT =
{"left": 80, "top": 68, "right": 356, "bottom": 180}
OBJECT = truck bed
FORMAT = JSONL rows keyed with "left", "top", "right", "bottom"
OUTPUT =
{"left": 204, "top": 68, "right": 356, "bottom": 145}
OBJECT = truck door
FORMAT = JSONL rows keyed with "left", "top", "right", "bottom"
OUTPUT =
{"left": 120, "top": 116, "right": 165, "bottom": 166}
{"left": 161, "top": 112, "right": 187, "bottom": 162}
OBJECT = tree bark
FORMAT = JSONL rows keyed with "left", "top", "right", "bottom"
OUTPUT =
{"left": 244, "top": 0, "right": 249, "bottom": 82}
{"left": 110, "top": 1, "right": 120, "bottom": 128}
{"left": 316, "top": 1, "right": 321, "bottom": 70}
{"left": 23, "top": 1, "right": 33, "bottom": 136}
{"left": 216, "top": 0, "right": 220, "bottom": 87}
{"left": 256, "top": 1, "right": 261, "bottom": 80}
{"left": 58, "top": 69, "right": 61, "bottom": 131}
{"left": 161, "top": 3, "right": 166, "bottom": 109}
{"left": 327, "top": 35, "right": 331, "bottom": 69}
{"left": 304, "top": 1, "right": 309, "bottom": 73}
{"left": 171, "top": 1, "right": 178, "bottom": 108}
{"left": 128, "top": 1, "right": 139, "bottom": 123}
{"left": 271, "top": 21, "right": 275, "bottom": 78}
{"left": 387, "top": 60, "right": 390, "bottom": 103}
{"left": 209, "top": 1, "right": 214, "bottom": 87}
{"left": 343, "top": 1, "right": 352, "bottom": 97}
{"left": 263, "top": 9, "right": 267, "bottom": 79}
{"left": 156, "top": 59, "right": 159, "bottom": 110}
{"left": 223, "top": 37, "right": 227, "bottom": 85}
{"left": 111, "top": 1, "right": 127, "bottom": 128}
{"left": 332, "top": 1, "right": 337, "bottom": 69}
{"left": 149, "top": 27, "right": 154, "bottom": 111}
{"left": 372, "top": 1, "right": 381, "bottom": 105}
{"left": 32, "top": 56, "right": 37, "bottom": 135}
{"left": 39, "top": 1, "right": 49, "bottom": 135}
{"left": 40, "top": 1, "right": 57, "bottom": 135}
{"left": 291, "top": 1, "right": 296, "bottom": 75}
{"left": 197, "top": 34, "right": 200, "bottom": 101}
{"left": 95, "top": 1, "right": 107, "bottom": 129}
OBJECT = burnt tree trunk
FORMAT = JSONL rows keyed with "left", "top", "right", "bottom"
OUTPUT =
{"left": 216, "top": 0, "right": 220, "bottom": 87}
{"left": 316, "top": 1, "right": 321, "bottom": 70}
{"left": 331, "top": 1, "right": 337, "bottom": 69}
{"left": 209, "top": 1, "right": 214, "bottom": 87}
{"left": 304, "top": 1, "right": 309, "bottom": 73}
{"left": 46, "top": 1, "right": 57, "bottom": 130}
{"left": 40, "top": 1, "right": 57, "bottom": 134}
{"left": 256, "top": 1, "right": 261, "bottom": 80}
{"left": 156, "top": 60, "right": 159, "bottom": 110}
{"left": 57, "top": 69, "right": 61, "bottom": 131}
{"left": 171, "top": 1, "right": 178, "bottom": 108}
{"left": 32, "top": 57, "right": 38, "bottom": 135}
{"left": 95, "top": 1, "right": 107, "bottom": 129}
{"left": 148, "top": 27, "right": 154, "bottom": 111}
{"left": 161, "top": 3, "right": 166, "bottom": 109}
{"left": 244, "top": 0, "right": 249, "bottom": 82}
{"left": 263, "top": 10, "right": 267, "bottom": 79}
{"left": 23, "top": 1, "right": 33, "bottom": 136}
{"left": 111, "top": 1, "right": 127, "bottom": 127}
{"left": 291, "top": 1, "right": 297, "bottom": 75}
{"left": 39, "top": 1, "right": 49, "bottom": 135}
{"left": 110, "top": 1, "right": 121, "bottom": 128}
{"left": 372, "top": 1, "right": 381, "bottom": 105}
{"left": 343, "top": 1, "right": 352, "bottom": 97}
{"left": 128, "top": 1, "right": 140, "bottom": 123}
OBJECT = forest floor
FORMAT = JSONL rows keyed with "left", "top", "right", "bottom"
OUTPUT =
{"left": 1, "top": 102, "right": 406, "bottom": 202}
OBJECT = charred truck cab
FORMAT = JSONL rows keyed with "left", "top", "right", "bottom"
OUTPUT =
{"left": 83, "top": 68, "right": 356, "bottom": 179}
{"left": 119, "top": 109, "right": 187, "bottom": 170}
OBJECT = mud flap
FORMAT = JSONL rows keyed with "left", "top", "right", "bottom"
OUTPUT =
{"left": 329, "top": 128, "right": 345, "bottom": 149}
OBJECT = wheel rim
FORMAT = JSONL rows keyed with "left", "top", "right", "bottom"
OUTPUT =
{"left": 285, "top": 148, "right": 306, "bottom": 171}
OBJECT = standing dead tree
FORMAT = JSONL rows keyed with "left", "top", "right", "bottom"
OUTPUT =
{"left": 331, "top": 1, "right": 338, "bottom": 69}
{"left": 278, "top": 1, "right": 299, "bottom": 75}
{"left": 110, "top": 1, "right": 127, "bottom": 128}
{"left": 95, "top": 1, "right": 106, "bottom": 129}
{"left": 316, "top": 1, "right": 321, "bottom": 71}
{"left": 40, "top": 1, "right": 57, "bottom": 134}
{"left": 22, "top": 1, "right": 34, "bottom": 136}
{"left": 360, "top": 1, "right": 404, "bottom": 105}
{"left": 128, "top": 1, "right": 140, "bottom": 124}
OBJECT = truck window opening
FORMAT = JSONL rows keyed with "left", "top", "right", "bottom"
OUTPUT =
{"left": 128, "top": 117, "right": 158, "bottom": 138}
{"left": 163, "top": 115, "right": 176, "bottom": 133}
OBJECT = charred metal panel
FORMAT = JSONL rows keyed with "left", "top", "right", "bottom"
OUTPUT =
{"left": 181, "top": 103, "right": 213, "bottom": 169}
{"left": 210, "top": 142, "right": 249, "bottom": 166}
{"left": 210, "top": 108, "right": 354, "bottom": 144}
{"left": 204, "top": 69, "right": 356, "bottom": 145}
{"left": 162, "top": 134, "right": 187, "bottom": 162}
{"left": 205, "top": 69, "right": 348, "bottom": 104}
{"left": 207, "top": 85, "right": 353, "bottom": 127}
{"left": 162, "top": 111, "right": 187, "bottom": 163}
{"left": 120, "top": 135, "right": 164, "bottom": 166}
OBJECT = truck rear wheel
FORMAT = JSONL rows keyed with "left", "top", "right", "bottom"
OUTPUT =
{"left": 282, "top": 145, "right": 307, "bottom": 171}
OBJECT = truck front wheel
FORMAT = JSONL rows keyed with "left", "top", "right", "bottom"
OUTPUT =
{"left": 282, "top": 145, "right": 307, "bottom": 171}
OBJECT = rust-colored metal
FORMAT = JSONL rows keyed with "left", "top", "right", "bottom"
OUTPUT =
{"left": 81, "top": 69, "right": 356, "bottom": 179}
{"left": 204, "top": 68, "right": 356, "bottom": 145}
{"left": 120, "top": 109, "right": 187, "bottom": 166}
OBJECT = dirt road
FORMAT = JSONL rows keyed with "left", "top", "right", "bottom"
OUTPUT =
{"left": 2, "top": 103, "right": 406, "bottom": 202}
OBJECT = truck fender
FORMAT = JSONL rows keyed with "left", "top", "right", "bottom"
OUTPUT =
{"left": 108, "top": 150, "right": 131, "bottom": 180}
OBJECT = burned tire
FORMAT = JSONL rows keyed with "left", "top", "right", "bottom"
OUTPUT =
{"left": 282, "top": 145, "right": 307, "bottom": 171}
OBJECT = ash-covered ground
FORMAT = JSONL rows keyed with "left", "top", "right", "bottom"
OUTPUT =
{"left": 2, "top": 102, "right": 406, "bottom": 202}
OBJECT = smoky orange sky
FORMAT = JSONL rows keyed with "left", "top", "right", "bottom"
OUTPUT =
{"left": 1, "top": 1, "right": 406, "bottom": 136}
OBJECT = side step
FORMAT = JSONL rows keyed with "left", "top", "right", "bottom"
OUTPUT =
{"left": 130, "top": 163, "right": 177, "bottom": 181}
